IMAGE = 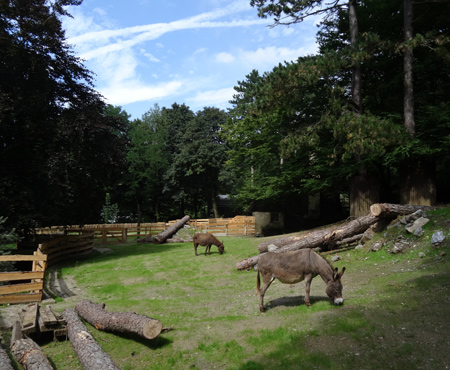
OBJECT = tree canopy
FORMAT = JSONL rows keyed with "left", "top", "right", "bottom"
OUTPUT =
{"left": 0, "top": 0, "right": 128, "bottom": 232}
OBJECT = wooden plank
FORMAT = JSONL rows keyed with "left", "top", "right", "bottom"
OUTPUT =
{"left": 0, "top": 271, "right": 45, "bottom": 282}
{"left": 0, "top": 293, "right": 42, "bottom": 305}
{"left": 39, "top": 306, "right": 59, "bottom": 327}
{"left": 20, "top": 303, "right": 38, "bottom": 335}
{"left": 0, "top": 282, "right": 43, "bottom": 295}
{"left": 0, "top": 255, "right": 47, "bottom": 262}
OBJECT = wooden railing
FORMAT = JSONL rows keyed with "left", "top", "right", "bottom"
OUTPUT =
{"left": 0, "top": 231, "right": 95, "bottom": 305}
{"left": 38, "top": 231, "right": 95, "bottom": 267}
{"left": 36, "top": 216, "right": 256, "bottom": 244}
{"left": 0, "top": 253, "right": 47, "bottom": 304}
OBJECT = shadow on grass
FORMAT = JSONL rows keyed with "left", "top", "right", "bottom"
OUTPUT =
{"left": 265, "top": 295, "right": 332, "bottom": 311}
{"left": 236, "top": 266, "right": 450, "bottom": 370}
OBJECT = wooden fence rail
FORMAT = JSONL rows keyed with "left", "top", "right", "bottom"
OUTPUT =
{"left": 0, "top": 232, "right": 95, "bottom": 305}
{"left": 36, "top": 216, "right": 256, "bottom": 245}
{"left": 0, "top": 253, "right": 47, "bottom": 304}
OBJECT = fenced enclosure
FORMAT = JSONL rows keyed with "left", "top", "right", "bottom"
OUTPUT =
{"left": 36, "top": 216, "right": 256, "bottom": 244}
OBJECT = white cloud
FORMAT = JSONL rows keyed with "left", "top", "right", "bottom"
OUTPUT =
{"left": 239, "top": 45, "right": 317, "bottom": 70}
{"left": 215, "top": 52, "right": 235, "bottom": 63}
{"left": 187, "top": 87, "right": 235, "bottom": 108}
{"left": 101, "top": 80, "right": 184, "bottom": 105}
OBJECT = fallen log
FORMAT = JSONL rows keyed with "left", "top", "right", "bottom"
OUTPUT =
{"left": 75, "top": 299, "right": 163, "bottom": 340}
{"left": 0, "top": 340, "right": 14, "bottom": 370}
{"left": 237, "top": 214, "right": 379, "bottom": 271}
{"left": 11, "top": 338, "right": 53, "bottom": 370}
{"left": 62, "top": 307, "right": 121, "bottom": 370}
{"left": 138, "top": 215, "right": 190, "bottom": 244}
{"left": 336, "top": 233, "right": 364, "bottom": 246}
{"left": 369, "top": 203, "right": 432, "bottom": 217}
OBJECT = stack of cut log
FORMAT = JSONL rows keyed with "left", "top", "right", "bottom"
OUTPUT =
{"left": 2, "top": 300, "right": 165, "bottom": 369}
{"left": 236, "top": 203, "right": 434, "bottom": 271}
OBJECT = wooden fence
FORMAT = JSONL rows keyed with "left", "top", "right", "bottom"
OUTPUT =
{"left": 36, "top": 216, "right": 256, "bottom": 244}
{"left": 0, "top": 253, "right": 47, "bottom": 304}
{"left": 0, "top": 231, "right": 95, "bottom": 305}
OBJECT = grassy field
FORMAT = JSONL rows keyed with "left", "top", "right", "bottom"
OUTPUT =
{"left": 3, "top": 208, "right": 450, "bottom": 369}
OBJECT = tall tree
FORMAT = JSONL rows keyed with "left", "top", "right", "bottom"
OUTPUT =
{"left": 123, "top": 104, "right": 169, "bottom": 222}
{"left": 0, "top": 0, "right": 127, "bottom": 234}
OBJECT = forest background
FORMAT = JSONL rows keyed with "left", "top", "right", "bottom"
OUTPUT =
{"left": 1, "top": 0, "right": 449, "bottom": 241}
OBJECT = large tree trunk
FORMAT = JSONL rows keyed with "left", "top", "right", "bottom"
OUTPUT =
{"left": 369, "top": 202, "right": 432, "bottom": 217}
{"left": 62, "top": 308, "right": 121, "bottom": 370}
{"left": 0, "top": 341, "right": 14, "bottom": 370}
{"left": 11, "top": 338, "right": 53, "bottom": 370}
{"left": 350, "top": 172, "right": 380, "bottom": 218}
{"left": 75, "top": 300, "right": 163, "bottom": 340}
{"left": 243, "top": 203, "right": 430, "bottom": 270}
{"left": 403, "top": 0, "right": 415, "bottom": 136}
{"left": 152, "top": 215, "right": 190, "bottom": 244}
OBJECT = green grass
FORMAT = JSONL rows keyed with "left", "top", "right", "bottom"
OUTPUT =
{"left": 3, "top": 214, "right": 449, "bottom": 370}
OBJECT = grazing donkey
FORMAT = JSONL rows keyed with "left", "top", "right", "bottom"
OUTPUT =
{"left": 256, "top": 248, "right": 345, "bottom": 312}
{"left": 193, "top": 232, "right": 225, "bottom": 256}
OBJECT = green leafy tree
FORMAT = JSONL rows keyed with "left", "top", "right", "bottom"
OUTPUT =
{"left": 0, "top": 0, "right": 128, "bottom": 236}
{"left": 174, "top": 107, "right": 229, "bottom": 218}
{"left": 123, "top": 104, "right": 169, "bottom": 222}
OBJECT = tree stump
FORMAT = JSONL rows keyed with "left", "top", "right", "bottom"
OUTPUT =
{"left": 11, "top": 338, "right": 53, "bottom": 370}
{"left": 62, "top": 308, "right": 121, "bottom": 370}
{"left": 75, "top": 299, "right": 163, "bottom": 340}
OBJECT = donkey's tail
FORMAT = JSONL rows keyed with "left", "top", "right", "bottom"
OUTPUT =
{"left": 256, "top": 270, "right": 260, "bottom": 296}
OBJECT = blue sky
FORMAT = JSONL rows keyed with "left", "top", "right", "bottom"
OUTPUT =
{"left": 63, "top": 0, "right": 321, "bottom": 119}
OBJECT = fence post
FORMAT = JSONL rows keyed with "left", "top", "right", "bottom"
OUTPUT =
{"left": 124, "top": 228, "right": 128, "bottom": 243}
{"left": 102, "top": 230, "right": 107, "bottom": 244}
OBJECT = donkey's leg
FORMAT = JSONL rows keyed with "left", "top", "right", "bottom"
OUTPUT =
{"left": 194, "top": 243, "right": 199, "bottom": 256}
{"left": 259, "top": 273, "right": 275, "bottom": 313}
{"left": 304, "top": 274, "right": 313, "bottom": 306}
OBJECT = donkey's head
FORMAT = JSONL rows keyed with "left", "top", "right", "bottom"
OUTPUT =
{"left": 218, "top": 241, "right": 225, "bottom": 254}
{"left": 325, "top": 267, "right": 345, "bottom": 305}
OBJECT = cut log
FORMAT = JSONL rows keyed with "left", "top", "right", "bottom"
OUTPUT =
{"left": 152, "top": 215, "right": 190, "bottom": 244}
{"left": 237, "top": 214, "right": 379, "bottom": 271}
{"left": 75, "top": 299, "right": 163, "bottom": 340}
{"left": 0, "top": 340, "right": 14, "bottom": 370}
{"left": 369, "top": 203, "right": 432, "bottom": 217}
{"left": 11, "top": 338, "right": 53, "bottom": 370}
{"left": 62, "top": 307, "right": 121, "bottom": 370}
{"left": 336, "top": 233, "right": 364, "bottom": 246}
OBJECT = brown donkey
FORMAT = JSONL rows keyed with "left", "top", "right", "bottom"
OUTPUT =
{"left": 256, "top": 248, "right": 345, "bottom": 312}
{"left": 193, "top": 232, "right": 225, "bottom": 256}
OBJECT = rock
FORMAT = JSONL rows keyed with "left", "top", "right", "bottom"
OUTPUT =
{"left": 413, "top": 227, "right": 424, "bottom": 237}
{"left": 391, "top": 242, "right": 407, "bottom": 254}
{"left": 418, "top": 252, "right": 426, "bottom": 258}
{"left": 361, "top": 228, "right": 375, "bottom": 243}
{"left": 405, "top": 217, "right": 429, "bottom": 234}
{"left": 370, "top": 242, "right": 383, "bottom": 252}
{"left": 355, "top": 244, "right": 364, "bottom": 250}
{"left": 431, "top": 231, "right": 445, "bottom": 244}
{"left": 331, "top": 255, "right": 340, "bottom": 262}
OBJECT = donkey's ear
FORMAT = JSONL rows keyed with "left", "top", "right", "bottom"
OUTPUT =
{"left": 333, "top": 267, "right": 339, "bottom": 280}
{"left": 338, "top": 267, "right": 346, "bottom": 279}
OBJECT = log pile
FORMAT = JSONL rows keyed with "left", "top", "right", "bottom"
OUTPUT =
{"left": 2, "top": 301, "right": 165, "bottom": 369}
{"left": 237, "top": 203, "right": 433, "bottom": 271}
